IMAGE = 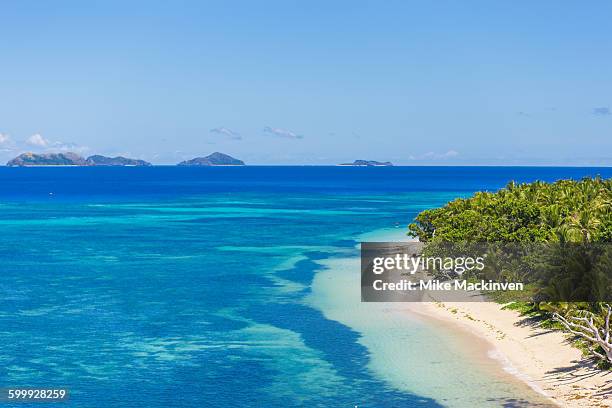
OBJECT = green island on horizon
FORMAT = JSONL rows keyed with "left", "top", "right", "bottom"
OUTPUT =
{"left": 5, "top": 152, "right": 401, "bottom": 167}
{"left": 5, "top": 151, "right": 244, "bottom": 167}
{"left": 7, "top": 153, "right": 612, "bottom": 168}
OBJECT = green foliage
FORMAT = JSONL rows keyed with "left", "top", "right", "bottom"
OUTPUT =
{"left": 487, "top": 283, "right": 537, "bottom": 303}
{"left": 409, "top": 177, "right": 611, "bottom": 244}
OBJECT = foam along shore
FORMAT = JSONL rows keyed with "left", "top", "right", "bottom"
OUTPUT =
{"left": 409, "top": 299, "right": 611, "bottom": 407}
{"left": 308, "top": 227, "right": 555, "bottom": 407}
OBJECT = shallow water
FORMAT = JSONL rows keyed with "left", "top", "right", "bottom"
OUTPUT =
{"left": 1, "top": 166, "right": 608, "bottom": 407}
{"left": 308, "top": 231, "right": 554, "bottom": 407}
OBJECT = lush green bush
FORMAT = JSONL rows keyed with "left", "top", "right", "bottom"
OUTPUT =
{"left": 409, "top": 177, "right": 611, "bottom": 244}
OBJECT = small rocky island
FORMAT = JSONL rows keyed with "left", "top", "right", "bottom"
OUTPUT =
{"left": 7, "top": 152, "right": 88, "bottom": 166}
{"left": 86, "top": 155, "right": 151, "bottom": 166}
{"left": 178, "top": 152, "right": 245, "bottom": 166}
{"left": 7, "top": 152, "right": 151, "bottom": 166}
{"left": 340, "top": 160, "right": 393, "bottom": 166}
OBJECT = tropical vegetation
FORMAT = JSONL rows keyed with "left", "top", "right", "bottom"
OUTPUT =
{"left": 408, "top": 177, "right": 612, "bottom": 366}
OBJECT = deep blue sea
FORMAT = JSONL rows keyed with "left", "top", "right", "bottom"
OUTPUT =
{"left": 1, "top": 166, "right": 610, "bottom": 408}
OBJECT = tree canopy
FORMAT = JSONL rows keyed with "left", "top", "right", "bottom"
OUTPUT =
{"left": 409, "top": 177, "right": 611, "bottom": 244}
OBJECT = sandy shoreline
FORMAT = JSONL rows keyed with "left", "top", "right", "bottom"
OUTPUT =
{"left": 310, "top": 258, "right": 554, "bottom": 406}
{"left": 407, "top": 299, "right": 612, "bottom": 407}
{"left": 361, "top": 228, "right": 611, "bottom": 406}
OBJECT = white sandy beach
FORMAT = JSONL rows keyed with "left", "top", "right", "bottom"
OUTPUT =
{"left": 409, "top": 299, "right": 612, "bottom": 407}
{"left": 353, "top": 227, "right": 611, "bottom": 407}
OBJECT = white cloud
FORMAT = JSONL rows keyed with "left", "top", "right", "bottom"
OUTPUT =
{"left": 437, "top": 150, "right": 459, "bottom": 158}
{"left": 263, "top": 126, "right": 303, "bottom": 139}
{"left": 24, "top": 133, "right": 88, "bottom": 153}
{"left": 0, "top": 133, "right": 10, "bottom": 144}
{"left": 26, "top": 133, "right": 50, "bottom": 147}
{"left": 210, "top": 127, "right": 241, "bottom": 140}
{"left": 409, "top": 150, "right": 459, "bottom": 160}
{"left": 51, "top": 142, "right": 89, "bottom": 153}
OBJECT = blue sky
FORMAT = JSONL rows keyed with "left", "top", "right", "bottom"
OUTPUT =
{"left": 1, "top": 0, "right": 611, "bottom": 165}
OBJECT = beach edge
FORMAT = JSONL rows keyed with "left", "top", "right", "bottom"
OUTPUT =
{"left": 406, "top": 300, "right": 611, "bottom": 407}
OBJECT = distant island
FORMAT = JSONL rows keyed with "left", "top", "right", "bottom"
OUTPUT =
{"left": 339, "top": 160, "right": 393, "bottom": 166}
{"left": 5, "top": 152, "right": 398, "bottom": 167}
{"left": 6, "top": 151, "right": 244, "bottom": 166}
{"left": 177, "top": 152, "right": 245, "bottom": 166}
{"left": 6, "top": 152, "right": 151, "bottom": 166}
{"left": 86, "top": 155, "right": 151, "bottom": 166}
{"left": 7, "top": 152, "right": 88, "bottom": 166}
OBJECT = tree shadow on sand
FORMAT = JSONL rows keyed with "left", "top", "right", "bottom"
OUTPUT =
{"left": 485, "top": 396, "right": 555, "bottom": 407}
{"left": 510, "top": 313, "right": 612, "bottom": 400}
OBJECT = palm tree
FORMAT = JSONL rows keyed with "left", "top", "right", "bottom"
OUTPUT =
{"left": 563, "top": 209, "right": 601, "bottom": 243}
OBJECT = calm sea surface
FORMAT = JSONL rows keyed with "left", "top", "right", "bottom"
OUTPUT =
{"left": 1, "top": 166, "right": 610, "bottom": 407}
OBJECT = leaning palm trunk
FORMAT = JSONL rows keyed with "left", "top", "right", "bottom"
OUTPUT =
{"left": 553, "top": 304, "right": 612, "bottom": 363}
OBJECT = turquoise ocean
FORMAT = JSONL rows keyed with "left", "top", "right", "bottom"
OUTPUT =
{"left": 1, "top": 166, "right": 610, "bottom": 407}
